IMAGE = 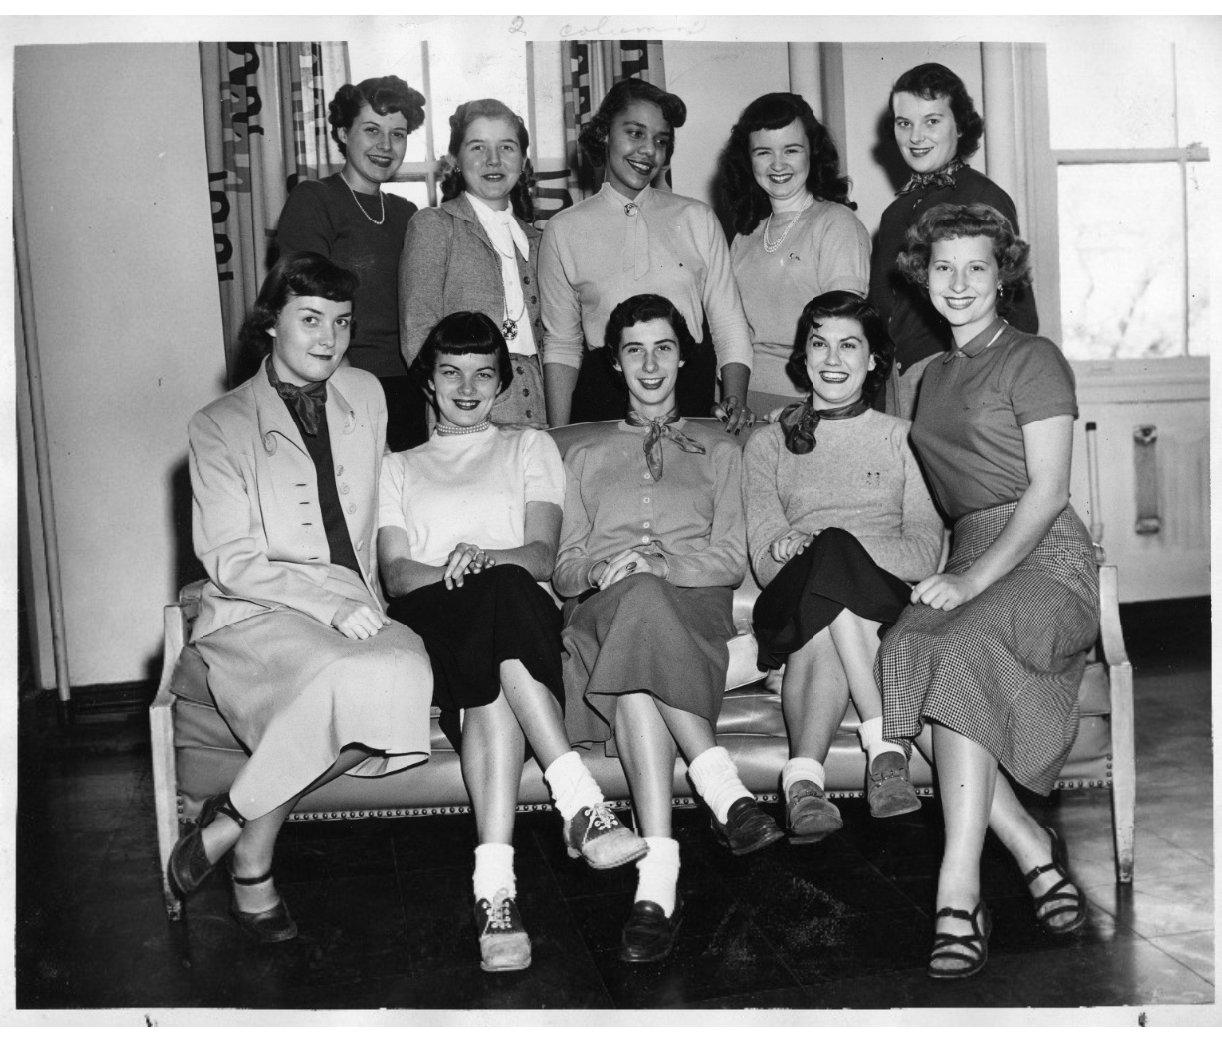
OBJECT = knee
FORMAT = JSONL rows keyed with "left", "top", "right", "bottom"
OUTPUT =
{"left": 615, "top": 571, "right": 667, "bottom": 607}
{"left": 817, "top": 527, "right": 861, "bottom": 553}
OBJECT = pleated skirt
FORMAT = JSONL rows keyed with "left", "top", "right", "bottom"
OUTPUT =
{"left": 878, "top": 503, "right": 1099, "bottom": 794}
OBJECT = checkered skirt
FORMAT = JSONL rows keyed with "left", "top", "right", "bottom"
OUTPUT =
{"left": 878, "top": 503, "right": 1099, "bottom": 794}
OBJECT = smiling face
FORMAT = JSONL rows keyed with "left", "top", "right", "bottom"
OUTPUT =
{"left": 891, "top": 92, "right": 961, "bottom": 175}
{"left": 429, "top": 351, "right": 501, "bottom": 428}
{"left": 459, "top": 115, "right": 524, "bottom": 211}
{"left": 927, "top": 235, "right": 1001, "bottom": 346}
{"left": 748, "top": 120, "right": 811, "bottom": 210}
{"left": 604, "top": 100, "right": 672, "bottom": 201}
{"left": 613, "top": 318, "right": 685, "bottom": 417}
{"left": 804, "top": 315, "right": 876, "bottom": 411}
{"left": 269, "top": 295, "right": 352, "bottom": 386}
{"left": 338, "top": 103, "right": 410, "bottom": 193}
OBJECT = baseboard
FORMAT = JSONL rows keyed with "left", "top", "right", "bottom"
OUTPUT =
{"left": 31, "top": 681, "right": 155, "bottom": 720}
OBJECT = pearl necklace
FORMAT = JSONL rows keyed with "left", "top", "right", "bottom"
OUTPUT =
{"left": 436, "top": 418, "right": 491, "bottom": 436}
{"left": 342, "top": 173, "right": 386, "bottom": 226}
{"left": 762, "top": 194, "right": 814, "bottom": 254}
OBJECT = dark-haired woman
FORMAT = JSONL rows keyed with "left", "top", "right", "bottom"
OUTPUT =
{"left": 276, "top": 75, "right": 429, "bottom": 449}
{"left": 719, "top": 93, "right": 872, "bottom": 417}
{"left": 378, "top": 311, "right": 647, "bottom": 973}
{"left": 399, "top": 98, "right": 546, "bottom": 428}
{"left": 879, "top": 204, "right": 1097, "bottom": 978}
{"left": 171, "top": 252, "right": 433, "bottom": 942}
{"left": 539, "top": 78, "right": 754, "bottom": 432}
{"left": 744, "top": 291, "right": 943, "bottom": 843}
{"left": 556, "top": 293, "right": 783, "bottom": 963}
{"left": 870, "top": 63, "right": 1038, "bottom": 420}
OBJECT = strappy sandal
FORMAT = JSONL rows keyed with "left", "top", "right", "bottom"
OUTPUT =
{"left": 168, "top": 792, "right": 246, "bottom": 899}
{"left": 1024, "top": 825, "right": 1087, "bottom": 934}
{"left": 928, "top": 901, "right": 992, "bottom": 979}
{"left": 229, "top": 865, "right": 298, "bottom": 944}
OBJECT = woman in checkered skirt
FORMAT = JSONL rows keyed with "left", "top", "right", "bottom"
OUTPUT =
{"left": 877, "top": 203, "right": 1099, "bottom": 979}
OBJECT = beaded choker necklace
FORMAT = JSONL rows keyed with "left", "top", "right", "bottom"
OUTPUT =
{"left": 435, "top": 418, "right": 491, "bottom": 436}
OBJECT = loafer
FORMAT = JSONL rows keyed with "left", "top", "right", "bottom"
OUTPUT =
{"left": 866, "top": 751, "right": 922, "bottom": 818}
{"left": 785, "top": 779, "right": 843, "bottom": 844}
{"left": 474, "top": 888, "right": 531, "bottom": 972}
{"left": 621, "top": 893, "right": 684, "bottom": 963}
{"left": 711, "top": 796, "right": 785, "bottom": 855}
{"left": 565, "top": 803, "right": 649, "bottom": 870}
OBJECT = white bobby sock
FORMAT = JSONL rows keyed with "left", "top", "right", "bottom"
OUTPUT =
{"left": 782, "top": 756, "right": 826, "bottom": 794}
{"left": 634, "top": 836, "right": 680, "bottom": 917}
{"left": 857, "top": 716, "right": 906, "bottom": 765}
{"left": 543, "top": 749, "right": 605, "bottom": 821}
{"left": 473, "top": 842, "right": 515, "bottom": 904}
{"left": 688, "top": 746, "right": 754, "bottom": 825}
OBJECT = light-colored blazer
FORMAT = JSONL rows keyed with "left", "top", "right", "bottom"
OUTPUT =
{"left": 188, "top": 363, "right": 388, "bottom": 642}
{"left": 398, "top": 194, "right": 543, "bottom": 366}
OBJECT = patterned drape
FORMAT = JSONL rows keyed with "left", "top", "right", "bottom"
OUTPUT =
{"left": 201, "top": 42, "right": 350, "bottom": 385}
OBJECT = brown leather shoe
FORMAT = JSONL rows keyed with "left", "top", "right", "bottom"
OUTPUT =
{"left": 711, "top": 796, "right": 785, "bottom": 855}
{"left": 168, "top": 792, "right": 245, "bottom": 899}
{"left": 866, "top": 751, "right": 922, "bottom": 818}
{"left": 228, "top": 866, "right": 298, "bottom": 944}
{"left": 785, "top": 780, "right": 843, "bottom": 844}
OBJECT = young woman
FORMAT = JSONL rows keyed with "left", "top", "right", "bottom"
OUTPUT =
{"left": 743, "top": 291, "right": 943, "bottom": 841}
{"left": 879, "top": 204, "right": 1098, "bottom": 978}
{"left": 171, "top": 252, "right": 433, "bottom": 942}
{"left": 719, "top": 93, "right": 872, "bottom": 417}
{"left": 399, "top": 98, "right": 547, "bottom": 427}
{"left": 539, "top": 79, "right": 754, "bottom": 432}
{"left": 377, "top": 311, "right": 646, "bottom": 973}
{"left": 555, "top": 294, "right": 783, "bottom": 964}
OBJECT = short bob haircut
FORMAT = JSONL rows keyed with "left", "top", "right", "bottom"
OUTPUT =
{"left": 718, "top": 93, "right": 855, "bottom": 237}
{"left": 578, "top": 78, "right": 687, "bottom": 168}
{"left": 605, "top": 293, "right": 697, "bottom": 362}
{"left": 238, "top": 251, "right": 360, "bottom": 360}
{"left": 329, "top": 76, "right": 426, "bottom": 155}
{"left": 787, "top": 290, "right": 891, "bottom": 404}
{"left": 889, "top": 63, "right": 984, "bottom": 163}
{"left": 441, "top": 98, "right": 536, "bottom": 222}
{"left": 895, "top": 203, "right": 1031, "bottom": 309}
{"left": 409, "top": 311, "right": 514, "bottom": 393}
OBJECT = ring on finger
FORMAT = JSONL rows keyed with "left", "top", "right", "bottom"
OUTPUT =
{"left": 624, "top": 561, "right": 637, "bottom": 573}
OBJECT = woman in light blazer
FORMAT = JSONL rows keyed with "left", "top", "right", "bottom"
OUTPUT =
{"left": 170, "top": 252, "right": 433, "bottom": 944}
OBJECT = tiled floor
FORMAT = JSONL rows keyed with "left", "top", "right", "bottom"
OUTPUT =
{"left": 13, "top": 599, "right": 1214, "bottom": 1018}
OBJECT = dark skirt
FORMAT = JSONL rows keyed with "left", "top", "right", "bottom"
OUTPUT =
{"left": 385, "top": 563, "right": 564, "bottom": 750}
{"left": 560, "top": 573, "right": 735, "bottom": 746}
{"left": 569, "top": 339, "right": 718, "bottom": 423}
{"left": 752, "top": 528, "right": 913, "bottom": 670}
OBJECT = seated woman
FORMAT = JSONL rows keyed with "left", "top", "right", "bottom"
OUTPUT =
{"left": 878, "top": 204, "right": 1098, "bottom": 979}
{"left": 744, "top": 291, "right": 944, "bottom": 842}
{"left": 171, "top": 252, "right": 434, "bottom": 942}
{"left": 377, "top": 311, "right": 647, "bottom": 974}
{"left": 555, "top": 293, "right": 783, "bottom": 965}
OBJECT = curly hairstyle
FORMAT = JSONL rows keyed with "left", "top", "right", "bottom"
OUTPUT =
{"left": 439, "top": 98, "right": 535, "bottom": 223}
{"left": 605, "top": 294, "right": 697, "bottom": 361}
{"left": 786, "top": 290, "right": 890, "bottom": 403}
{"left": 895, "top": 203, "right": 1031, "bottom": 309}
{"left": 578, "top": 78, "right": 687, "bottom": 167}
{"left": 717, "top": 93, "right": 855, "bottom": 237}
{"left": 329, "top": 76, "right": 426, "bottom": 155}
{"left": 237, "top": 251, "right": 360, "bottom": 360}
{"left": 408, "top": 311, "right": 513, "bottom": 395}
{"left": 889, "top": 63, "right": 984, "bottom": 162}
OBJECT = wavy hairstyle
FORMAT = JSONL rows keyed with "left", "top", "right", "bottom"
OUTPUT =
{"left": 889, "top": 63, "right": 984, "bottom": 162}
{"left": 578, "top": 78, "right": 687, "bottom": 167}
{"left": 440, "top": 98, "right": 536, "bottom": 223}
{"left": 786, "top": 290, "right": 890, "bottom": 403}
{"left": 237, "top": 251, "right": 360, "bottom": 360}
{"left": 409, "top": 311, "right": 513, "bottom": 393}
{"left": 718, "top": 93, "right": 854, "bottom": 237}
{"left": 328, "top": 75, "right": 426, "bottom": 155}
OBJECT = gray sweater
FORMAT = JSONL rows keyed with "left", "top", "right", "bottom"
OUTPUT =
{"left": 742, "top": 408, "right": 944, "bottom": 588}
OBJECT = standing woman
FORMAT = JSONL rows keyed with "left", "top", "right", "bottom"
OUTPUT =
{"left": 539, "top": 79, "right": 754, "bottom": 432}
{"left": 719, "top": 93, "right": 872, "bottom": 417}
{"left": 399, "top": 99, "right": 546, "bottom": 427}
{"left": 171, "top": 252, "right": 433, "bottom": 942}
{"left": 275, "top": 75, "right": 428, "bottom": 449}
{"left": 870, "top": 63, "right": 1038, "bottom": 420}
{"left": 556, "top": 294, "right": 783, "bottom": 964}
{"left": 878, "top": 204, "right": 1098, "bottom": 979}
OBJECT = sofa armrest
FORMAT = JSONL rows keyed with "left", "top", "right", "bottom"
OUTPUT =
{"left": 1097, "top": 564, "right": 1135, "bottom": 884}
{"left": 150, "top": 599, "right": 191, "bottom": 920}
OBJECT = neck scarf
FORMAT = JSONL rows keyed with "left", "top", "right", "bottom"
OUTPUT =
{"left": 266, "top": 354, "right": 327, "bottom": 436}
{"left": 897, "top": 156, "right": 966, "bottom": 196}
{"left": 624, "top": 408, "right": 706, "bottom": 480}
{"left": 778, "top": 397, "right": 871, "bottom": 455}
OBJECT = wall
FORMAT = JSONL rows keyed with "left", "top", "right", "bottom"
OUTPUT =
{"left": 15, "top": 43, "right": 226, "bottom": 686}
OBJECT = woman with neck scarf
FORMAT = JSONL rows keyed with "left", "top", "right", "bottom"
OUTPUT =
{"left": 555, "top": 293, "right": 783, "bottom": 965}
{"left": 870, "top": 63, "right": 1038, "bottom": 420}
{"left": 743, "top": 291, "right": 943, "bottom": 844}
